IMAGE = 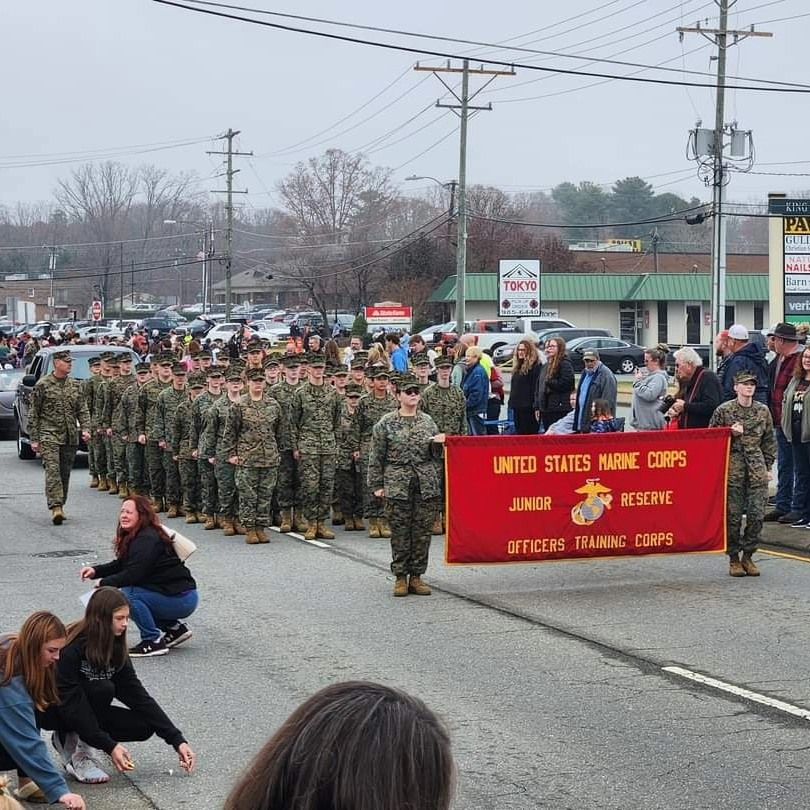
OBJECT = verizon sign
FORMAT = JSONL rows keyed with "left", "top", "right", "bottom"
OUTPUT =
{"left": 498, "top": 259, "right": 541, "bottom": 317}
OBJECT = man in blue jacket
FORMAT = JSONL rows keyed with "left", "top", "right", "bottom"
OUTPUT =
{"left": 572, "top": 349, "right": 618, "bottom": 433}
{"left": 720, "top": 324, "right": 769, "bottom": 404}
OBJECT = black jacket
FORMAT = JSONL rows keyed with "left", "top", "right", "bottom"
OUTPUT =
{"left": 677, "top": 367, "right": 723, "bottom": 428}
{"left": 94, "top": 526, "right": 196, "bottom": 596}
{"left": 720, "top": 342, "right": 769, "bottom": 404}
{"left": 535, "top": 357, "right": 575, "bottom": 413}
{"left": 56, "top": 637, "right": 186, "bottom": 754}
{"left": 508, "top": 363, "right": 541, "bottom": 410}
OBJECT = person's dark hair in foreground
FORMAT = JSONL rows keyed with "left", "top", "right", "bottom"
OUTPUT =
{"left": 224, "top": 681, "right": 455, "bottom": 810}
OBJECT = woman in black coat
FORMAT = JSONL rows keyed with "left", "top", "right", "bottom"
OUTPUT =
{"left": 507, "top": 339, "right": 542, "bottom": 434}
{"left": 535, "top": 337, "right": 575, "bottom": 431}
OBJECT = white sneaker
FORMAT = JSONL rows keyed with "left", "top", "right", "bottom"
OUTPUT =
{"left": 66, "top": 741, "right": 110, "bottom": 784}
{"left": 52, "top": 731, "right": 78, "bottom": 767}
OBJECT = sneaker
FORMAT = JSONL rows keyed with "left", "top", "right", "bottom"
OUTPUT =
{"left": 791, "top": 518, "right": 809, "bottom": 528}
{"left": 764, "top": 509, "right": 786, "bottom": 522}
{"left": 52, "top": 731, "right": 78, "bottom": 767}
{"left": 162, "top": 622, "right": 192, "bottom": 649}
{"left": 778, "top": 511, "right": 802, "bottom": 524}
{"left": 66, "top": 747, "right": 110, "bottom": 783}
{"left": 128, "top": 638, "right": 168, "bottom": 657}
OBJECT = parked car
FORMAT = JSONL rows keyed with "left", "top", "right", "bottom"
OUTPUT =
{"left": 665, "top": 345, "right": 712, "bottom": 375}
{"left": 492, "top": 327, "right": 614, "bottom": 365}
{"left": 186, "top": 317, "right": 217, "bottom": 339}
{"left": 140, "top": 317, "right": 186, "bottom": 337}
{"left": 76, "top": 325, "right": 125, "bottom": 341}
{"left": 0, "top": 368, "right": 24, "bottom": 435}
{"left": 566, "top": 336, "right": 646, "bottom": 374}
{"left": 14, "top": 345, "right": 138, "bottom": 459}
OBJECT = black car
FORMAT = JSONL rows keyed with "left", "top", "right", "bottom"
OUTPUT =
{"left": 665, "top": 345, "right": 713, "bottom": 375}
{"left": 566, "top": 336, "right": 647, "bottom": 374}
{"left": 14, "top": 345, "right": 139, "bottom": 460}
{"left": 141, "top": 317, "right": 186, "bottom": 337}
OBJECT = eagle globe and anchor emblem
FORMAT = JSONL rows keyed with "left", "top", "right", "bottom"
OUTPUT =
{"left": 571, "top": 479, "right": 614, "bottom": 526}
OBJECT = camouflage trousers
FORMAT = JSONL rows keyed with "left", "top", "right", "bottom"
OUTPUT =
{"left": 92, "top": 433, "right": 108, "bottom": 481}
{"left": 298, "top": 453, "right": 336, "bottom": 523}
{"left": 87, "top": 440, "right": 97, "bottom": 477}
{"left": 112, "top": 437, "right": 127, "bottom": 485}
{"left": 178, "top": 458, "right": 200, "bottom": 513}
{"left": 358, "top": 456, "right": 385, "bottom": 519}
{"left": 728, "top": 474, "right": 767, "bottom": 556}
{"left": 145, "top": 442, "right": 165, "bottom": 499}
{"left": 335, "top": 463, "right": 363, "bottom": 518}
{"left": 199, "top": 459, "right": 218, "bottom": 516}
{"left": 236, "top": 466, "right": 278, "bottom": 529}
{"left": 215, "top": 459, "right": 238, "bottom": 519}
{"left": 40, "top": 442, "right": 77, "bottom": 509}
{"left": 386, "top": 479, "right": 438, "bottom": 577}
{"left": 104, "top": 436, "right": 115, "bottom": 480}
{"left": 274, "top": 450, "right": 300, "bottom": 510}
{"left": 162, "top": 452, "right": 181, "bottom": 506}
{"left": 126, "top": 442, "right": 147, "bottom": 493}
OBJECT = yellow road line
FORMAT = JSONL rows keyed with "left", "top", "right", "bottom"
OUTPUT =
{"left": 759, "top": 549, "right": 810, "bottom": 564}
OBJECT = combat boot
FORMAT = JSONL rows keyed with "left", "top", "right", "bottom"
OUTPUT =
{"left": 185, "top": 512, "right": 198, "bottom": 524}
{"left": 51, "top": 506, "right": 64, "bottom": 526}
{"left": 166, "top": 504, "right": 180, "bottom": 519}
{"left": 294, "top": 512, "right": 309, "bottom": 533}
{"left": 304, "top": 522, "right": 318, "bottom": 541}
{"left": 245, "top": 530, "right": 261, "bottom": 545}
{"left": 107, "top": 479, "right": 119, "bottom": 495}
{"left": 408, "top": 575, "right": 432, "bottom": 596}
{"left": 203, "top": 515, "right": 217, "bottom": 530}
{"left": 343, "top": 516, "right": 357, "bottom": 532}
{"left": 151, "top": 497, "right": 164, "bottom": 513}
{"left": 331, "top": 509, "right": 344, "bottom": 526}
{"left": 353, "top": 516, "right": 365, "bottom": 531}
{"left": 316, "top": 522, "right": 335, "bottom": 540}
{"left": 379, "top": 519, "right": 392, "bottom": 538}
{"left": 221, "top": 518, "right": 236, "bottom": 537}
{"left": 393, "top": 576, "right": 408, "bottom": 597}
{"left": 97, "top": 478, "right": 109, "bottom": 492}
{"left": 368, "top": 518, "right": 381, "bottom": 539}
{"left": 234, "top": 521, "right": 246, "bottom": 535}
{"left": 256, "top": 528, "right": 269, "bottom": 544}
{"left": 118, "top": 485, "right": 129, "bottom": 499}
{"left": 90, "top": 475, "right": 99, "bottom": 488}
{"left": 741, "top": 553, "right": 760, "bottom": 577}
{"left": 729, "top": 553, "right": 746, "bottom": 577}
{"left": 431, "top": 513, "right": 444, "bottom": 535}
{"left": 279, "top": 510, "right": 293, "bottom": 533}
{"left": 272, "top": 511, "right": 282, "bottom": 526}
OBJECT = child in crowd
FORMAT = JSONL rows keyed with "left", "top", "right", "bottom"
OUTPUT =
{"left": 589, "top": 399, "right": 622, "bottom": 433}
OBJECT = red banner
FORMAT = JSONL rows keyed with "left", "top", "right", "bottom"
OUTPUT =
{"left": 445, "top": 429, "right": 730, "bottom": 565}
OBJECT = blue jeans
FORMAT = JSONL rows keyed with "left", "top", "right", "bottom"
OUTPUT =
{"left": 120, "top": 587, "right": 199, "bottom": 643}
{"left": 776, "top": 427, "right": 799, "bottom": 513}
{"left": 791, "top": 440, "right": 810, "bottom": 520}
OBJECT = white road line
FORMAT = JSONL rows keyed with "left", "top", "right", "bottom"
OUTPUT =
{"left": 663, "top": 666, "right": 810, "bottom": 720}
{"left": 269, "top": 527, "right": 331, "bottom": 548}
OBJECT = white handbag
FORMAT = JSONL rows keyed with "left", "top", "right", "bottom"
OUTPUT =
{"left": 161, "top": 525, "right": 197, "bottom": 561}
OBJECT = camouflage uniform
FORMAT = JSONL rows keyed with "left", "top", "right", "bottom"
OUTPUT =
{"left": 350, "top": 392, "right": 397, "bottom": 520}
{"left": 335, "top": 398, "right": 363, "bottom": 524}
{"left": 268, "top": 379, "right": 301, "bottom": 516}
{"left": 290, "top": 381, "right": 342, "bottom": 523}
{"left": 100, "top": 375, "right": 118, "bottom": 484}
{"left": 82, "top": 372, "right": 100, "bottom": 481}
{"left": 29, "top": 374, "right": 91, "bottom": 510}
{"left": 709, "top": 399, "right": 776, "bottom": 555}
{"left": 367, "top": 410, "right": 441, "bottom": 577}
{"left": 137, "top": 379, "right": 170, "bottom": 502}
{"left": 174, "top": 395, "right": 200, "bottom": 517}
{"left": 201, "top": 395, "right": 239, "bottom": 523}
{"left": 222, "top": 394, "right": 288, "bottom": 532}
{"left": 90, "top": 373, "right": 111, "bottom": 489}
{"left": 106, "top": 372, "right": 136, "bottom": 491}
{"left": 189, "top": 389, "right": 221, "bottom": 519}
{"left": 154, "top": 386, "right": 187, "bottom": 509}
{"left": 114, "top": 377, "right": 147, "bottom": 493}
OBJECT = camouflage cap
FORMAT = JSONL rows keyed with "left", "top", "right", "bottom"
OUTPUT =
{"left": 368, "top": 364, "right": 390, "bottom": 379}
{"left": 411, "top": 353, "right": 430, "bottom": 367}
{"left": 345, "top": 383, "right": 364, "bottom": 397}
{"left": 263, "top": 357, "right": 280, "bottom": 369}
{"left": 206, "top": 366, "right": 225, "bottom": 378}
{"left": 225, "top": 367, "right": 244, "bottom": 381}
{"left": 734, "top": 370, "right": 757, "bottom": 384}
{"left": 307, "top": 353, "right": 326, "bottom": 367}
{"left": 434, "top": 355, "right": 453, "bottom": 368}
{"left": 157, "top": 353, "right": 175, "bottom": 367}
{"left": 350, "top": 359, "right": 366, "bottom": 371}
{"left": 395, "top": 373, "right": 419, "bottom": 391}
{"left": 188, "top": 373, "right": 207, "bottom": 389}
{"left": 53, "top": 349, "right": 72, "bottom": 361}
{"left": 88, "top": 355, "right": 102, "bottom": 366}
{"left": 106, "top": 355, "right": 120, "bottom": 366}
{"left": 247, "top": 368, "right": 266, "bottom": 381}
{"left": 246, "top": 337, "right": 264, "bottom": 353}
{"left": 332, "top": 365, "right": 348, "bottom": 377}
{"left": 135, "top": 362, "right": 152, "bottom": 373}
{"left": 100, "top": 351, "right": 116, "bottom": 362}
{"left": 282, "top": 354, "right": 301, "bottom": 367}
{"left": 197, "top": 350, "right": 213, "bottom": 360}
{"left": 171, "top": 363, "right": 187, "bottom": 375}
{"left": 118, "top": 353, "right": 133, "bottom": 363}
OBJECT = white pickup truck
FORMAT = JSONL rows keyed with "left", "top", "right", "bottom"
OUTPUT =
{"left": 468, "top": 317, "right": 575, "bottom": 355}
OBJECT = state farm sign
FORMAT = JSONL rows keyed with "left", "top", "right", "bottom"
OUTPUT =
{"left": 364, "top": 305, "right": 412, "bottom": 326}
{"left": 498, "top": 259, "right": 541, "bottom": 317}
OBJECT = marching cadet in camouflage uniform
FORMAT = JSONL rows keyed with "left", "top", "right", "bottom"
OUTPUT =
{"left": 174, "top": 373, "right": 206, "bottom": 523}
{"left": 154, "top": 364, "right": 188, "bottom": 518}
{"left": 367, "top": 374, "right": 444, "bottom": 597}
{"left": 350, "top": 366, "right": 397, "bottom": 538}
{"left": 269, "top": 355, "right": 305, "bottom": 533}
{"left": 412, "top": 354, "right": 432, "bottom": 391}
{"left": 136, "top": 354, "right": 174, "bottom": 511}
{"left": 420, "top": 354, "right": 468, "bottom": 534}
{"left": 100, "top": 356, "right": 121, "bottom": 493}
{"left": 709, "top": 369, "right": 777, "bottom": 577}
{"left": 114, "top": 361, "right": 152, "bottom": 496}
{"left": 349, "top": 358, "right": 367, "bottom": 390}
{"left": 290, "top": 354, "right": 342, "bottom": 541}
{"left": 223, "top": 368, "right": 289, "bottom": 544}
{"left": 105, "top": 353, "right": 136, "bottom": 497}
{"left": 84, "top": 355, "right": 102, "bottom": 487}
{"left": 245, "top": 337, "right": 265, "bottom": 372}
{"left": 189, "top": 366, "right": 224, "bottom": 530}
{"left": 264, "top": 356, "right": 280, "bottom": 386}
{"left": 201, "top": 367, "right": 244, "bottom": 536}
{"left": 329, "top": 365, "right": 349, "bottom": 525}
{"left": 336, "top": 382, "right": 364, "bottom": 531}
{"left": 91, "top": 354, "right": 114, "bottom": 491}
{"left": 28, "top": 350, "right": 91, "bottom": 524}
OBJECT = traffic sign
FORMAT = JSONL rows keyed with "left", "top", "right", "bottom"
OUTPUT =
{"left": 91, "top": 300, "right": 103, "bottom": 322}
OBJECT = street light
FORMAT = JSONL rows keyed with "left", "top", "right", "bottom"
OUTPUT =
{"left": 163, "top": 219, "right": 215, "bottom": 313}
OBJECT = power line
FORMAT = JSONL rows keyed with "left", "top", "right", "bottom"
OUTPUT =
{"left": 0, "top": 231, "right": 214, "bottom": 252}
{"left": 160, "top": 0, "right": 807, "bottom": 90}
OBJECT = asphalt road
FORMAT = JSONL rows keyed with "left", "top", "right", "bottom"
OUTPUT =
{"left": 2, "top": 440, "right": 810, "bottom": 810}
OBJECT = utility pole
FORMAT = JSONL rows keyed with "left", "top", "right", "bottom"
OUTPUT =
{"left": 415, "top": 60, "right": 515, "bottom": 333}
{"left": 45, "top": 245, "right": 57, "bottom": 322}
{"left": 119, "top": 243, "right": 124, "bottom": 318}
{"left": 679, "top": 3, "right": 771, "bottom": 366}
{"left": 208, "top": 128, "right": 251, "bottom": 320}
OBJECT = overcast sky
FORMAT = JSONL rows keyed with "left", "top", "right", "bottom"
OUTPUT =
{"left": 3, "top": 0, "right": 809, "bottom": 212}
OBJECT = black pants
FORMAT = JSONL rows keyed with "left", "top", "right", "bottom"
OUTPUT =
{"left": 0, "top": 741, "right": 29, "bottom": 778}
{"left": 513, "top": 407, "right": 539, "bottom": 435}
{"left": 39, "top": 681, "right": 155, "bottom": 747}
